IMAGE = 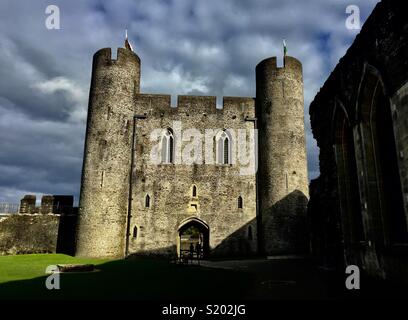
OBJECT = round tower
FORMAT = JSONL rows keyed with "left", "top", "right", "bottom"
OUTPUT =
{"left": 256, "top": 56, "right": 309, "bottom": 255}
{"left": 75, "top": 47, "right": 140, "bottom": 258}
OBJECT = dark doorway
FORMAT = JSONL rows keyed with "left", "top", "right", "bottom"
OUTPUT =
{"left": 178, "top": 219, "right": 209, "bottom": 259}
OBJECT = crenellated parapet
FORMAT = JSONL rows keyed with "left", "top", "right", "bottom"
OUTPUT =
{"left": 134, "top": 94, "right": 255, "bottom": 118}
{"left": 76, "top": 42, "right": 308, "bottom": 259}
{"left": 92, "top": 47, "right": 141, "bottom": 68}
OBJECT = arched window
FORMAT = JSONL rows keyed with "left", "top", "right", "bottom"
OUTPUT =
{"left": 162, "top": 128, "right": 174, "bottom": 164}
{"left": 356, "top": 65, "right": 407, "bottom": 243}
{"left": 133, "top": 226, "right": 138, "bottom": 238}
{"left": 248, "top": 226, "right": 253, "bottom": 240}
{"left": 145, "top": 194, "right": 150, "bottom": 208}
{"left": 224, "top": 138, "right": 229, "bottom": 164}
{"left": 192, "top": 185, "right": 197, "bottom": 197}
{"left": 238, "top": 196, "right": 243, "bottom": 209}
{"left": 216, "top": 130, "right": 231, "bottom": 164}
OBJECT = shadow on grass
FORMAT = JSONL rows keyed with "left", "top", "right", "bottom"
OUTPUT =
{"left": 0, "top": 256, "right": 252, "bottom": 300}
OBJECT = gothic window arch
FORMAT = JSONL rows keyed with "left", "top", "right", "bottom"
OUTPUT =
{"left": 356, "top": 65, "right": 407, "bottom": 243}
{"left": 192, "top": 185, "right": 197, "bottom": 197}
{"left": 216, "top": 130, "right": 231, "bottom": 165}
{"left": 133, "top": 226, "right": 138, "bottom": 238}
{"left": 162, "top": 128, "right": 174, "bottom": 164}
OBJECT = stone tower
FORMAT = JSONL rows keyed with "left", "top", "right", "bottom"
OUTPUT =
{"left": 75, "top": 47, "right": 140, "bottom": 258}
{"left": 256, "top": 56, "right": 309, "bottom": 255}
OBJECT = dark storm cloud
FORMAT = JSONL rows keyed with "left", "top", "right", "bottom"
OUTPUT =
{"left": 0, "top": 0, "right": 379, "bottom": 203}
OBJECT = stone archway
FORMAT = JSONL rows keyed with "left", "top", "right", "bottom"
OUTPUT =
{"left": 177, "top": 217, "right": 209, "bottom": 259}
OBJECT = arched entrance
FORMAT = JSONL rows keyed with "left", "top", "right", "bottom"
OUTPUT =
{"left": 177, "top": 218, "right": 209, "bottom": 259}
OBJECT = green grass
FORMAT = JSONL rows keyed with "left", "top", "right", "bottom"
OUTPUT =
{"left": 0, "top": 254, "right": 108, "bottom": 283}
{"left": 0, "top": 254, "right": 251, "bottom": 300}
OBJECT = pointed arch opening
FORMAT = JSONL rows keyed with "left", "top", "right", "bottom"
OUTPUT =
{"left": 162, "top": 128, "right": 174, "bottom": 164}
{"left": 178, "top": 217, "right": 210, "bottom": 259}
{"left": 356, "top": 64, "right": 407, "bottom": 243}
{"left": 216, "top": 129, "right": 232, "bottom": 165}
{"left": 145, "top": 194, "right": 150, "bottom": 208}
{"left": 192, "top": 185, "right": 197, "bottom": 197}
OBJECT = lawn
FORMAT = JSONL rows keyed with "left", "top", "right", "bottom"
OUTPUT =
{"left": 0, "top": 254, "right": 251, "bottom": 299}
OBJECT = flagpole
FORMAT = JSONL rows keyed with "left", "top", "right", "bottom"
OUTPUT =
{"left": 124, "top": 29, "right": 134, "bottom": 52}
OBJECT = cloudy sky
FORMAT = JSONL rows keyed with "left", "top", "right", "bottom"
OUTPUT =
{"left": 0, "top": 0, "right": 379, "bottom": 204}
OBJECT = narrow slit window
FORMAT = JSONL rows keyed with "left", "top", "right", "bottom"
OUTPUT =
{"left": 145, "top": 194, "right": 150, "bottom": 208}
{"left": 192, "top": 185, "right": 197, "bottom": 197}
{"left": 101, "top": 170, "right": 105, "bottom": 188}
{"left": 133, "top": 226, "right": 138, "bottom": 238}
{"left": 169, "top": 134, "right": 174, "bottom": 163}
{"left": 238, "top": 196, "right": 243, "bottom": 209}
{"left": 223, "top": 138, "right": 229, "bottom": 164}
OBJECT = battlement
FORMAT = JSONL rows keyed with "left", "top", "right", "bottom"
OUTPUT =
{"left": 135, "top": 93, "right": 255, "bottom": 116}
{"left": 17, "top": 194, "right": 75, "bottom": 215}
{"left": 93, "top": 47, "right": 141, "bottom": 66}
{"left": 78, "top": 44, "right": 307, "bottom": 258}
{"left": 256, "top": 56, "right": 302, "bottom": 75}
{"left": 223, "top": 96, "right": 255, "bottom": 109}
{"left": 177, "top": 95, "right": 216, "bottom": 111}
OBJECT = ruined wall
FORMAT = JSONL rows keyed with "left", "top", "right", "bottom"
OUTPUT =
{"left": 0, "top": 214, "right": 60, "bottom": 255}
{"left": 309, "top": 0, "right": 408, "bottom": 283}
{"left": 129, "top": 95, "right": 257, "bottom": 257}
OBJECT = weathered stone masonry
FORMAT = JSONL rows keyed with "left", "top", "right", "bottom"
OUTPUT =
{"left": 0, "top": 195, "right": 77, "bottom": 255}
{"left": 75, "top": 45, "right": 309, "bottom": 258}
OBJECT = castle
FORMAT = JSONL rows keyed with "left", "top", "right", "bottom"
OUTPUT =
{"left": 0, "top": 0, "right": 406, "bottom": 289}
{"left": 74, "top": 44, "right": 309, "bottom": 258}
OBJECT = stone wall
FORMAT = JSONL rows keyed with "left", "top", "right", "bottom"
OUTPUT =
{"left": 0, "top": 213, "right": 78, "bottom": 256}
{"left": 0, "top": 214, "right": 60, "bottom": 255}
{"left": 130, "top": 94, "right": 258, "bottom": 257}
{"left": 0, "top": 193, "right": 78, "bottom": 256}
{"left": 76, "top": 44, "right": 309, "bottom": 258}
